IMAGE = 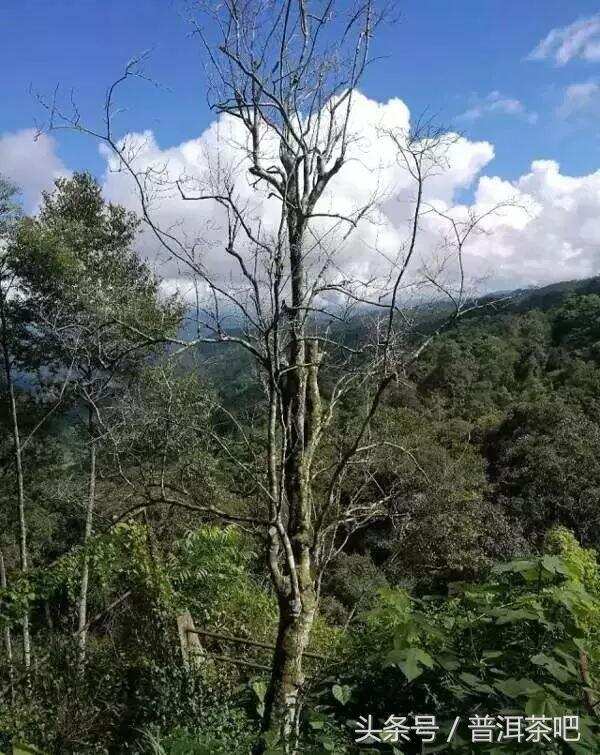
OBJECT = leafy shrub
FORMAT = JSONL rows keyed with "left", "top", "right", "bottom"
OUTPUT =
{"left": 339, "top": 529, "right": 600, "bottom": 752}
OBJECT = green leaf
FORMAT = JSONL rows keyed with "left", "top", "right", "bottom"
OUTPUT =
{"left": 543, "top": 682, "right": 576, "bottom": 702}
{"left": 541, "top": 554, "right": 569, "bottom": 575}
{"left": 531, "top": 653, "right": 573, "bottom": 683}
{"left": 332, "top": 684, "right": 352, "bottom": 706}
{"left": 491, "top": 559, "right": 537, "bottom": 576}
{"left": 459, "top": 672, "right": 494, "bottom": 694}
{"left": 492, "top": 607, "right": 540, "bottom": 624}
{"left": 553, "top": 647, "right": 579, "bottom": 674}
{"left": 495, "top": 677, "right": 542, "bottom": 699}
{"left": 251, "top": 680, "right": 267, "bottom": 703}
{"left": 438, "top": 653, "right": 460, "bottom": 671}
{"left": 386, "top": 646, "right": 434, "bottom": 682}
{"left": 525, "top": 690, "right": 548, "bottom": 716}
{"left": 309, "top": 713, "right": 328, "bottom": 730}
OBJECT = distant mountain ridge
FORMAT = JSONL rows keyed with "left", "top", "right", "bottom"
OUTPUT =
{"left": 482, "top": 275, "right": 600, "bottom": 314}
{"left": 177, "top": 276, "right": 600, "bottom": 346}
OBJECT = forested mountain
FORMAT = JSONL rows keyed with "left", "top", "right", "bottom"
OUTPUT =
{"left": 1, "top": 176, "right": 600, "bottom": 754}
{"left": 2, "top": 2, "right": 600, "bottom": 751}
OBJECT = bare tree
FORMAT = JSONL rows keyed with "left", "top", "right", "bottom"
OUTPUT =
{"left": 38, "top": 2, "right": 514, "bottom": 749}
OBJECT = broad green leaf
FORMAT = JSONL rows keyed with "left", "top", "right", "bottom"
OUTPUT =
{"left": 481, "top": 650, "right": 503, "bottom": 660}
{"left": 491, "top": 559, "right": 537, "bottom": 576}
{"left": 541, "top": 554, "right": 569, "bottom": 575}
{"left": 437, "top": 653, "right": 460, "bottom": 671}
{"left": 387, "top": 646, "right": 433, "bottom": 682}
{"left": 309, "top": 713, "right": 328, "bottom": 730}
{"left": 332, "top": 683, "right": 352, "bottom": 706}
{"left": 459, "top": 672, "right": 494, "bottom": 694}
{"left": 543, "top": 682, "right": 575, "bottom": 702}
{"left": 495, "top": 677, "right": 542, "bottom": 699}
{"left": 525, "top": 690, "right": 548, "bottom": 716}
{"left": 492, "top": 607, "right": 540, "bottom": 625}
{"left": 251, "top": 680, "right": 267, "bottom": 703}
{"left": 531, "top": 653, "right": 572, "bottom": 683}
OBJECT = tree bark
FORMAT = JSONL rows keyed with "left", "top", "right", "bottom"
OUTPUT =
{"left": 76, "top": 408, "right": 96, "bottom": 668}
{"left": 260, "top": 223, "right": 321, "bottom": 752}
{"left": 0, "top": 296, "right": 31, "bottom": 672}
{"left": 261, "top": 593, "right": 316, "bottom": 754}
{"left": 0, "top": 548, "right": 15, "bottom": 700}
{"left": 579, "top": 648, "right": 597, "bottom": 712}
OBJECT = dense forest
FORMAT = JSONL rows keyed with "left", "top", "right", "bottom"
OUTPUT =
{"left": 2, "top": 2, "right": 600, "bottom": 754}
{"left": 1, "top": 171, "right": 600, "bottom": 753}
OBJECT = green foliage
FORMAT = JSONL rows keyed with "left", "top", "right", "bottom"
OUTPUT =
{"left": 553, "top": 294, "right": 600, "bottom": 360}
{"left": 169, "top": 526, "right": 276, "bottom": 635}
{"left": 546, "top": 527, "right": 600, "bottom": 594}
{"left": 0, "top": 524, "right": 274, "bottom": 752}
{"left": 0, "top": 175, "right": 20, "bottom": 239}
{"left": 342, "top": 404, "right": 525, "bottom": 586}
{"left": 343, "top": 529, "right": 600, "bottom": 752}
{"left": 322, "top": 553, "right": 388, "bottom": 623}
{"left": 3, "top": 187, "right": 600, "bottom": 755}
{"left": 488, "top": 399, "right": 600, "bottom": 543}
{"left": 138, "top": 711, "right": 258, "bottom": 754}
{"left": 8, "top": 172, "right": 182, "bottom": 385}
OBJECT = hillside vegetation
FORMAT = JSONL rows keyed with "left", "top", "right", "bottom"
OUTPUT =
{"left": 1, "top": 173, "right": 600, "bottom": 753}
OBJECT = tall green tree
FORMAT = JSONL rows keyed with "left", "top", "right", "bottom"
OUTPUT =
{"left": 0, "top": 175, "right": 25, "bottom": 690}
{"left": 10, "top": 172, "right": 182, "bottom": 665}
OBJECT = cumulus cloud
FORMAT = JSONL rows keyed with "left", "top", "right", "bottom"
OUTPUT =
{"left": 458, "top": 91, "right": 538, "bottom": 124}
{"left": 0, "top": 128, "right": 68, "bottom": 210}
{"left": 460, "top": 160, "right": 600, "bottom": 289}
{"left": 529, "top": 14, "right": 600, "bottom": 65}
{"left": 96, "top": 92, "right": 600, "bottom": 297}
{"left": 1, "top": 94, "right": 596, "bottom": 298}
{"left": 557, "top": 80, "right": 599, "bottom": 118}
{"left": 101, "top": 93, "right": 497, "bottom": 299}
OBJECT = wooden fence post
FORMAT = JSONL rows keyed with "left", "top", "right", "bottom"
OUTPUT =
{"left": 176, "top": 610, "right": 205, "bottom": 670}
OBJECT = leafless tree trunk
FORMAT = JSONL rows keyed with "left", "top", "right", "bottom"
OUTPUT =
{"left": 76, "top": 407, "right": 97, "bottom": 668}
{"left": 0, "top": 293, "right": 31, "bottom": 673}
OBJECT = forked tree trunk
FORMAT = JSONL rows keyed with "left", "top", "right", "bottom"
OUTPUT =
{"left": 260, "top": 234, "right": 321, "bottom": 750}
{"left": 76, "top": 409, "right": 97, "bottom": 668}
{"left": 0, "top": 298, "right": 31, "bottom": 672}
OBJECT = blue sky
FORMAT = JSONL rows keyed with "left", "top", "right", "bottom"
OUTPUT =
{"left": 2, "top": 1, "right": 600, "bottom": 289}
{"left": 3, "top": 0, "right": 600, "bottom": 180}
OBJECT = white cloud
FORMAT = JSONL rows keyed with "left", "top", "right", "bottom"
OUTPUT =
{"left": 96, "top": 92, "right": 600, "bottom": 297}
{"left": 557, "top": 80, "right": 599, "bottom": 118}
{"left": 101, "top": 93, "right": 497, "bottom": 297}
{"left": 529, "top": 14, "right": 600, "bottom": 65}
{"left": 0, "top": 128, "right": 69, "bottom": 210}
{"left": 464, "top": 160, "right": 600, "bottom": 288}
{"left": 458, "top": 91, "right": 538, "bottom": 124}
{"left": 2, "top": 95, "right": 595, "bottom": 298}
